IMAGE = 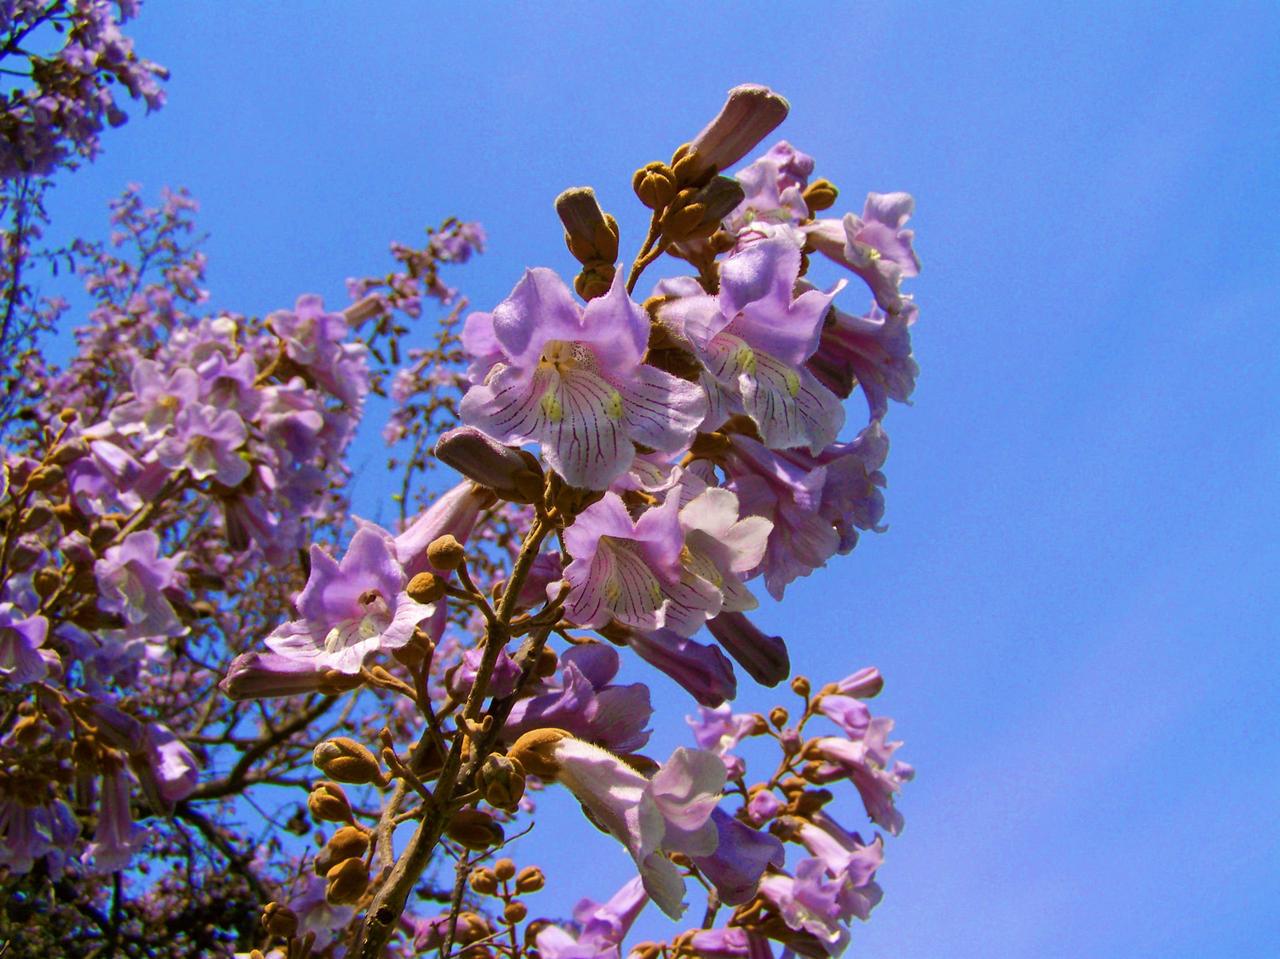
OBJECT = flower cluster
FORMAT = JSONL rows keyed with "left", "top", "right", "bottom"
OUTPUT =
{"left": 0, "top": 68, "right": 924, "bottom": 959}
{"left": 0, "top": 0, "right": 168, "bottom": 179}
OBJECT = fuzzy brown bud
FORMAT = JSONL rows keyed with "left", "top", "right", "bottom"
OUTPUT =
{"left": 406, "top": 571, "right": 446, "bottom": 604}
{"left": 769, "top": 706, "right": 789, "bottom": 728}
{"left": 790, "top": 676, "right": 811, "bottom": 697}
{"left": 660, "top": 177, "right": 745, "bottom": 243}
{"left": 515, "top": 865, "right": 545, "bottom": 893}
{"left": 24, "top": 464, "right": 64, "bottom": 492}
{"left": 478, "top": 754, "right": 526, "bottom": 811}
{"left": 446, "top": 808, "right": 504, "bottom": 850}
{"left": 575, "top": 262, "right": 616, "bottom": 300}
{"left": 49, "top": 440, "right": 88, "bottom": 466}
{"left": 555, "top": 187, "right": 620, "bottom": 265}
{"left": 19, "top": 504, "right": 54, "bottom": 533}
{"left": 493, "top": 857, "right": 516, "bottom": 881}
{"left": 33, "top": 567, "right": 60, "bottom": 599}
{"left": 535, "top": 645, "right": 559, "bottom": 677}
{"left": 261, "top": 901, "right": 299, "bottom": 939}
{"left": 426, "top": 534, "right": 465, "bottom": 571}
{"left": 803, "top": 178, "right": 839, "bottom": 214}
{"left": 469, "top": 866, "right": 500, "bottom": 895}
{"left": 507, "top": 727, "right": 572, "bottom": 780}
{"left": 455, "top": 913, "right": 492, "bottom": 945}
{"left": 503, "top": 901, "right": 528, "bottom": 923}
{"left": 312, "top": 737, "right": 385, "bottom": 786}
{"left": 308, "top": 781, "right": 353, "bottom": 822}
{"left": 632, "top": 162, "right": 678, "bottom": 209}
{"left": 324, "top": 856, "right": 369, "bottom": 905}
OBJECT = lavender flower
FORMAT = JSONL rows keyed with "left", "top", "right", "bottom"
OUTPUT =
{"left": 265, "top": 526, "right": 434, "bottom": 673}
{"left": 0, "top": 603, "right": 54, "bottom": 685}
{"left": 660, "top": 235, "right": 844, "bottom": 452}
{"left": 461, "top": 268, "right": 706, "bottom": 489}
{"left": 95, "top": 531, "right": 184, "bottom": 639}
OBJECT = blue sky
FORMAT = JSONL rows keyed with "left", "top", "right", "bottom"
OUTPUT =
{"left": 40, "top": 3, "right": 1280, "bottom": 956}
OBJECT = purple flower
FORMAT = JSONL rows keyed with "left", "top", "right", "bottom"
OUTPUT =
{"left": 546, "top": 738, "right": 726, "bottom": 918}
{"left": 794, "top": 813, "right": 884, "bottom": 921}
{"left": 460, "top": 268, "right": 706, "bottom": 490}
{"left": 730, "top": 141, "right": 814, "bottom": 233}
{"left": 689, "top": 928, "right": 774, "bottom": 959}
{"left": 267, "top": 294, "right": 370, "bottom": 407}
{"left": 535, "top": 877, "right": 648, "bottom": 959}
{"left": 393, "top": 480, "right": 488, "bottom": 577}
{"left": 505, "top": 644, "right": 652, "bottom": 752}
{"left": 806, "top": 193, "right": 920, "bottom": 315}
{"left": 660, "top": 236, "right": 844, "bottom": 453}
{"left": 108, "top": 359, "right": 199, "bottom": 439}
{"left": 674, "top": 487, "right": 772, "bottom": 629}
{"left": 691, "top": 808, "right": 785, "bottom": 905}
{"left": 0, "top": 795, "right": 77, "bottom": 876}
{"left": 706, "top": 611, "right": 790, "bottom": 688}
{"left": 265, "top": 526, "right": 434, "bottom": 674}
{"left": 758, "top": 859, "right": 849, "bottom": 954}
{"left": 155, "top": 402, "right": 251, "bottom": 487}
{"left": 0, "top": 603, "right": 54, "bottom": 685}
{"left": 95, "top": 531, "right": 184, "bottom": 639}
{"left": 563, "top": 492, "right": 683, "bottom": 632}
{"left": 807, "top": 299, "right": 918, "bottom": 420}
{"left": 812, "top": 718, "right": 914, "bottom": 836}
{"left": 686, "top": 704, "right": 759, "bottom": 779}
{"left": 83, "top": 764, "right": 145, "bottom": 874}
{"left": 219, "top": 650, "right": 355, "bottom": 700}
{"left": 622, "top": 628, "right": 737, "bottom": 708}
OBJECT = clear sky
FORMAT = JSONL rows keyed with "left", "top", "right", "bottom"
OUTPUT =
{"left": 40, "top": 3, "right": 1280, "bottom": 957}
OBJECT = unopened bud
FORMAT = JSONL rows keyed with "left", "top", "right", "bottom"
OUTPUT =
{"left": 455, "top": 913, "right": 492, "bottom": 945}
{"left": 446, "top": 808, "right": 504, "bottom": 850}
{"left": 682, "top": 84, "right": 791, "bottom": 186}
{"left": 327, "top": 825, "right": 370, "bottom": 860}
{"left": 406, "top": 571, "right": 446, "bottom": 604}
{"left": 493, "top": 857, "right": 516, "bottom": 881}
{"left": 792, "top": 788, "right": 834, "bottom": 816}
{"left": 50, "top": 440, "right": 88, "bottom": 466}
{"left": 534, "top": 646, "right": 558, "bottom": 677}
{"left": 313, "top": 738, "right": 385, "bottom": 786}
{"left": 574, "top": 262, "right": 615, "bottom": 300}
{"left": 58, "top": 408, "right": 78, "bottom": 423}
{"left": 469, "top": 867, "right": 499, "bottom": 895}
{"left": 555, "top": 187, "right": 620, "bottom": 265}
{"left": 507, "top": 728, "right": 572, "bottom": 780}
{"left": 803, "top": 178, "right": 839, "bottom": 214}
{"left": 324, "top": 856, "right": 369, "bottom": 905}
{"left": 769, "top": 706, "right": 789, "bottom": 728}
{"left": 25, "top": 464, "right": 64, "bottom": 492}
{"left": 33, "top": 567, "right": 59, "bottom": 598}
{"left": 260, "top": 901, "right": 299, "bottom": 939}
{"left": 632, "top": 162, "right": 678, "bottom": 209}
{"left": 479, "top": 754, "right": 526, "bottom": 811}
{"left": 632, "top": 943, "right": 663, "bottom": 959}
{"left": 515, "top": 865, "right": 545, "bottom": 893}
{"left": 503, "top": 901, "right": 528, "bottom": 923}
{"left": 20, "top": 504, "right": 54, "bottom": 533}
{"left": 426, "top": 534, "right": 465, "bottom": 571}
{"left": 790, "top": 676, "right": 811, "bottom": 697}
{"left": 660, "top": 177, "right": 745, "bottom": 243}
{"left": 435, "top": 427, "right": 544, "bottom": 504}
{"left": 308, "top": 781, "right": 353, "bottom": 822}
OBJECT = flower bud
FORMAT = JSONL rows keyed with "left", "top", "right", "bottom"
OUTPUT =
{"left": 632, "top": 943, "right": 663, "bottom": 959}
{"left": 446, "top": 808, "right": 505, "bottom": 850}
{"left": 507, "top": 728, "right": 572, "bottom": 780}
{"left": 503, "top": 901, "right": 528, "bottom": 923}
{"left": 312, "top": 737, "right": 385, "bottom": 786}
{"left": 803, "top": 178, "right": 838, "bottom": 215}
{"left": 435, "top": 428, "right": 544, "bottom": 504}
{"left": 534, "top": 646, "right": 558, "bottom": 678}
{"left": 19, "top": 504, "right": 53, "bottom": 533}
{"left": 469, "top": 867, "right": 499, "bottom": 895}
{"left": 25, "top": 464, "right": 64, "bottom": 492}
{"left": 406, "top": 571, "right": 446, "bottom": 604}
{"left": 790, "top": 676, "right": 810, "bottom": 698}
{"left": 574, "top": 263, "right": 616, "bottom": 300}
{"left": 707, "top": 611, "right": 790, "bottom": 687}
{"left": 308, "top": 781, "right": 353, "bottom": 822}
{"left": 632, "top": 162, "right": 678, "bottom": 209}
{"left": 261, "top": 901, "right": 299, "bottom": 939}
{"left": 327, "top": 825, "right": 370, "bottom": 860}
{"left": 555, "top": 187, "right": 619, "bottom": 265}
{"left": 50, "top": 440, "right": 88, "bottom": 466}
{"left": 426, "top": 534, "right": 465, "bottom": 571}
{"left": 682, "top": 84, "right": 790, "bottom": 186}
{"left": 660, "top": 177, "right": 745, "bottom": 243}
{"left": 33, "top": 567, "right": 59, "bottom": 598}
{"left": 455, "top": 913, "right": 492, "bottom": 945}
{"left": 493, "top": 857, "right": 516, "bottom": 881}
{"left": 515, "top": 865, "right": 545, "bottom": 893}
{"left": 324, "top": 856, "right": 369, "bottom": 905}
{"left": 769, "top": 706, "right": 789, "bottom": 728}
{"left": 478, "top": 754, "right": 526, "bottom": 811}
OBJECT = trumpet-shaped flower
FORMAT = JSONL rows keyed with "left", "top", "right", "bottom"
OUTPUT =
{"left": 265, "top": 526, "right": 434, "bottom": 674}
{"left": 660, "top": 235, "right": 844, "bottom": 453}
{"left": 460, "top": 268, "right": 706, "bottom": 490}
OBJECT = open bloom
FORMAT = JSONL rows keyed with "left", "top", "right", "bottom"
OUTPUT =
{"left": 460, "top": 268, "right": 706, "bottom": 489}
{"left": 95, "top": 531, "right": 185, "bottom": 639}
{"left": 522, "top": 734, "right": 726, "bottom": 918}
{"left": 0, "top": 604, "right": 54, "bottom": 685}
{"left": 535, "top": 877, "right": 648, "bottom": 959}
{"left": 660, "top": 235, "right": 844, "bottom": 452}
{"left": 806, "top": 194, "right": 920, "bottom": 315}
{"left": 265, "top": 526, "right": 434, "bottom": 673}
